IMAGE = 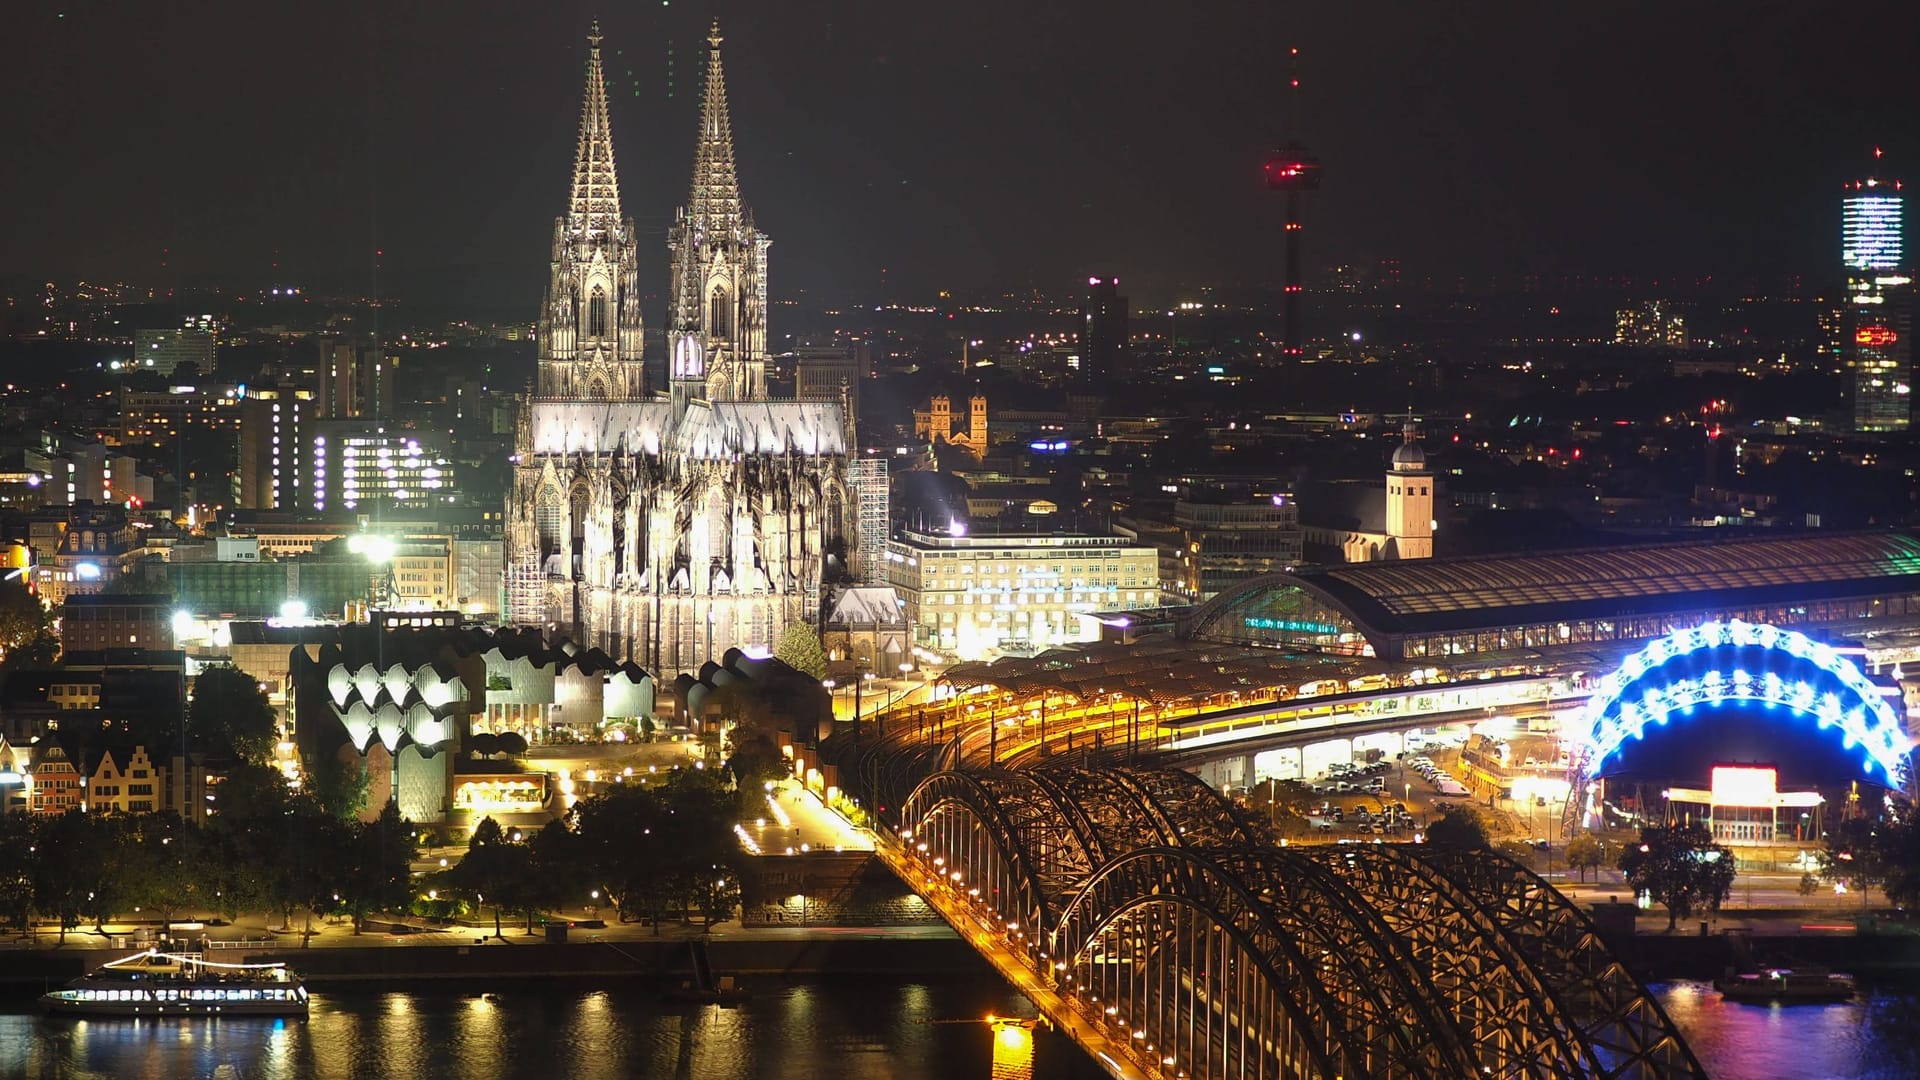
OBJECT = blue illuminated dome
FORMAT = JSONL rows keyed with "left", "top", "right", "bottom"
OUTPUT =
{"left": 1577, "top": 620, "right": 1913, "bottom": 789}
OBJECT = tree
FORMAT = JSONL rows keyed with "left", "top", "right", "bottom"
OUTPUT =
{"left": 1821, "top": 815, "right": 1895, "bottom": 908}
{"left": 207, "top": 762, "right": 288, "bottom": 919}
{"left": 0, "top": 812, "right": 37, "bottom": 936}
{"left": 189, "top": 665, "right": 278, "bottom": 763}
{"left": 468, "top": 732, "right": 501, "bottom": 760}
{"left": 0, "top": 583, "right": 55, "bottom": 670}
{"left": 1565, "top": 833, "right": 1608, "bottom": 884}
{"left": 573, "top": 784, "right": 671, "bottom": 930}
{"left": 277, "top": 795, "right": 350, "bottom": 941}
{"left": 774, "top": 622, "right": 828, "bottom": 681}
{"left": 495, "top": 731, "right": 528, "bottom": 758}
{"left": 525, "top": 818, "right": 588, "bottom": 929}
{"left": 449, "top": 817, "right": 532, "bottom": 938}
{"left": 1618, "top": 823, "right": 1738, "bottom": 931}
{"left": 123, "top": 812, "right": 207, "bottom": 934}
{"left": 1878, "top": 815, "right": 1920, "bottom": 910}
{"left": 30, "top": 811, "right": 100, "bottom": 943}
{"left": 306, "top": 750, "right": 369, "bottom": 821}
{"left": 1426, "top": 806, "right": 1491, "bottom": 850}
{"left": 338, "top": 802, "right": 416, "bottom": 934}
{"left": 726, "top": 721, "right": 787, "bottom": 794}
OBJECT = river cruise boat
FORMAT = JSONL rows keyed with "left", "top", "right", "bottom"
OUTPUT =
{"left": 1714, "top": 966, "right": 1855, "bottom": 1004}
{"left": 41, "top": 949, "right": 309, "bottom": 1017}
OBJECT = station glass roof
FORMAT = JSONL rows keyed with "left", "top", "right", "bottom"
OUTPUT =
{"left": 1297, "top": 530, "right": 1920, "bottom": 636}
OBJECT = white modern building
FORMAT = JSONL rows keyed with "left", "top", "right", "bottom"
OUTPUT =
{"left": 885, "top": 528, "right": 1161, "bottom": 660}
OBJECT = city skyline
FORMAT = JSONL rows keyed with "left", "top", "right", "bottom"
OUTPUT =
{"left": 4, "top": 1, "right": 1917, "bottom": 310}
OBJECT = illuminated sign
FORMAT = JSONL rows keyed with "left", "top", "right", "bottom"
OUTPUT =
{"left": 1856, "top": 326, "right": 1899, "bottom": 347}
{"left": 1710, "top": 765, "right": 1778, "bottom": 808}
{"left": 1244, "top": 616, "right": 1341, "bottom": 635}
{"left": 1027, "top": 439, "right": 1070, "bottom": 453}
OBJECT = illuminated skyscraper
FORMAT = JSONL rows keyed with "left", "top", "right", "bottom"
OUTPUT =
{"left": 1080, "top": 276, "right": 1130, "bottom": 382}
{"left": 1845, "top": 150, "right": 1910, "bottom": 433}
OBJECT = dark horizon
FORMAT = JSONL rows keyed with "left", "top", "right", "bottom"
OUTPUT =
{"left": 3, "top": 1, "right": 1915, "bottom": 310}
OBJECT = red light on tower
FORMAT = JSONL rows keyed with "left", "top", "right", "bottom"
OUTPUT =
{"left": 1264, "top": 143, "right": 1324, "bottom": 191}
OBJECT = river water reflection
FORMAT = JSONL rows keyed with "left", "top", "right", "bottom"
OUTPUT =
{"left": 0, "top": 982, "right": 1102, "bottom": 1080}
{"left": 2, "top": 979, "right": 1916, "bottom": 1079}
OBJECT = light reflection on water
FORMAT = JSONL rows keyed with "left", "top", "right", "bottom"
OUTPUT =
{"left": 7, "top": 980, "right": 1914, "bottom": 1079}
{"left": 0, "top": 983, "right": 1103, "bottom": 1080}
{"left": 1653, "top": 981, "right": 1920, "bottom": 1080}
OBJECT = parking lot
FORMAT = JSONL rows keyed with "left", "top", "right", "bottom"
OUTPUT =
{"left": 1242, "top": 744, "right": 1496, "bottom": 844}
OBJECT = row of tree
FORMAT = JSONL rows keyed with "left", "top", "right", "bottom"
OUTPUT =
{"left": 0, "top": 763, "right": 414, "bottom": 943}
{"left": 0, "top": 760, "right": 758, "bottom": 945}
{"left": 442, "top": 768, "right": 749, "bottom": 937}
{"left": 1422, "top": 806, "right": 1739, "bottom": 931}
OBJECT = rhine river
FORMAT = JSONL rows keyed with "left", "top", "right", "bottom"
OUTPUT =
{"left": 3, "top": 979, "right": 1917, "bottom": 1079}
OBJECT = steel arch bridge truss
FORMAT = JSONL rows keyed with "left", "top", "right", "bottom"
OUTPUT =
{"left": 894, "top": 765, "right": 1705, "bottom": 1080}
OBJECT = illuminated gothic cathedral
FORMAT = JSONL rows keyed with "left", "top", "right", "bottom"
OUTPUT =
{"left": 506, "top": 23, "right": 852, "bottom": 673}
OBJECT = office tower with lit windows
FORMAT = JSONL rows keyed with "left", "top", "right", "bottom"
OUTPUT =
{"left": 236, "top": 385, "right": 316, "bottom": 510}
{"left": 1080, "top": 276, "right": 1130, "bottom": 382}
{"left": 1845, "top": 153, "right": 1910, "bottom": 433}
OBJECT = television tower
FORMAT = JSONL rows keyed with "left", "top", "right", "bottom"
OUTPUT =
{"left": 1264, "top": 47, "right": 1322, "bottom": 359}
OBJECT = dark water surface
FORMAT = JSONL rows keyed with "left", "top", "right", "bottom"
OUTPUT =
{"left": 2, "top": 979, "right": 1916, "bottom": 1078}
{"left": 0, "top": 981, "right": 1101, "bottom": 1080}
{"left": 1652, "top": 980, "right": 1920, "bottom": 1080}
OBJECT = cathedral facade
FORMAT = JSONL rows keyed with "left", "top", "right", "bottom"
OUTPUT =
{"left": 506, "top": 24, "right": 852, "bottom": 675}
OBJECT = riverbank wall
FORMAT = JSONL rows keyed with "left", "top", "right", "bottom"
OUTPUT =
{"left": 1617, "top": 927, "right": 1920, "bottom": 981}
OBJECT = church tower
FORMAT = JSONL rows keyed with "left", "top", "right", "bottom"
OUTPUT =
{"left": 537, "top": 22, "right": 646, "bottom": 401}
{"left": 668, "top": 22, "right": 770, "bottom": 404}
{"left": 507, "top": 20, "right": 853, "bottom": 677}
{"left": 1384, "top": 415, "right": 1434, "bottom": 560}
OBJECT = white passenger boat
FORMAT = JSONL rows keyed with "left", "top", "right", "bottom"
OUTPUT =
{"left": 41, "top": 949, "right": 309, "bottom": 1017}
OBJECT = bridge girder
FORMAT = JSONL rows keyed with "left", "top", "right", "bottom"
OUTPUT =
{"left": 893, "top": 764, "right": 1707, "bottom": 1080}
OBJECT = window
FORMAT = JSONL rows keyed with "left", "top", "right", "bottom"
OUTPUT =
{"left": 587, "top": 288, "right": 608, "bottom": 338}
{"left": 709, "top": 287, "right": 731, "bottom": 338}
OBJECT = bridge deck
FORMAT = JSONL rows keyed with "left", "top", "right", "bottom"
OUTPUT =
{"left": 874, "top": 836, "right": 1151, "bottom": 1080}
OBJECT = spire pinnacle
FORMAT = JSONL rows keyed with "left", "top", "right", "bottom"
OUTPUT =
{"left": 686, "top": 20, "right": 743, "bottom": 233}
{"left": 568, "top": 20, "right": 622, "bottom": 236}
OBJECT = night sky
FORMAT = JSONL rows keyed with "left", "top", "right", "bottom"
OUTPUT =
{"left": 4, "top": 1, "right": 1916, "bottom": 310}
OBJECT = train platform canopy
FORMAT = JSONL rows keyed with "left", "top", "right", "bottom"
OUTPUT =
{"left": 938, "top": 636, "right": 1397, "bottom": 708}
{"left": 1184, "top": 529, "right": 1920, "bottom": 662}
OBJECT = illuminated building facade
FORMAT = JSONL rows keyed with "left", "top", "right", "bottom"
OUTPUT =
{"left": 1845, "top": 157, "right": 1910, "bottom": 432}
{"left": 119, "top": 384, "right": 242, "bottom": 445}
{"left": 290, "top": 624, "right": 655, "bottom": 828}
{"left": 236, "top": 385, "right": 316, "bottom": 510}
{"left": 505, "top": 23, "right": 852, "bottom": 674}
{"left": 1612, "top": 300, "right": 1688, "bottom": 348}
{"left": 61, "top": 594, "right": 174, "bottom": 652}
{"left": 1383, "top": 418, "right": 1435, "bottom": 561}
{"left": 1080, "top": 277, "right": 1130, "bottom": 382}
{"left": 1172, "top": 493, "right": 1303, "bottom": 598}
{"left": 912, "top": 394, "right": 986, "bottom": 458}
{"left": 308, "top": 422, "right": 456, "bottom": 513}
{"left": 132, "top": 326, "right": 216, "bottom": 377}
{"left": 886, "top": 528, "right": 1160, "bottom": 660}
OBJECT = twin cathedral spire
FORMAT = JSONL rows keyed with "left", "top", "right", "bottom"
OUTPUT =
{"left": 537, "top": 20, "right": 768, "bottom": 406}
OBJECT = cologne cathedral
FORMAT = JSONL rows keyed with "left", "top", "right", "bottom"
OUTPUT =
{"left": 506, "top": 23, "right": 852, "bottom": 674}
